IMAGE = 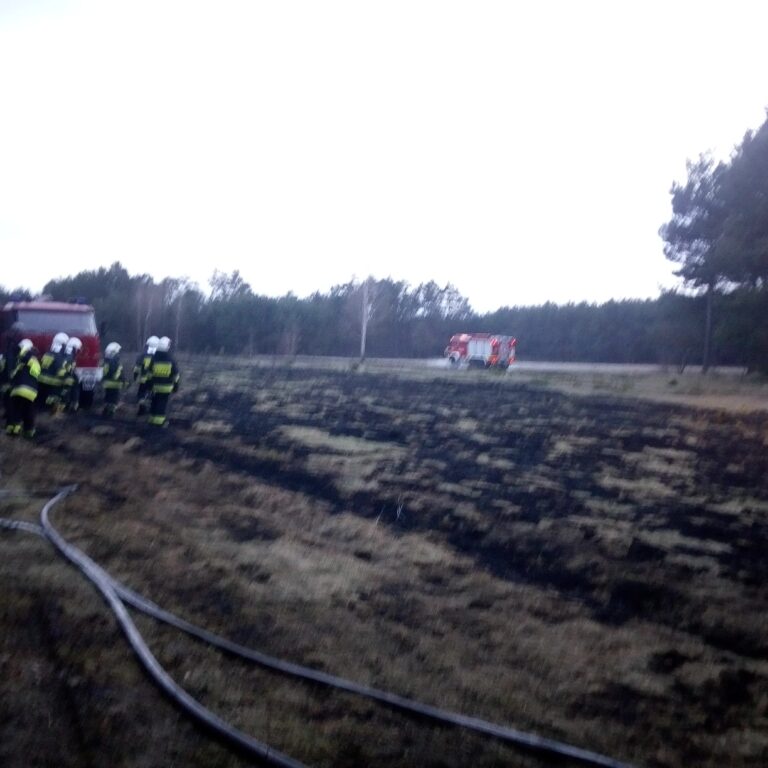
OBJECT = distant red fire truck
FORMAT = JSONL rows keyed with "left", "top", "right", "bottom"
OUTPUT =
{"left": 444, "top": 333, "right": 517, "bottom": 368}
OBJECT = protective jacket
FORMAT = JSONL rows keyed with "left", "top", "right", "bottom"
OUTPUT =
{"left": 62, "top": 351, "right": 77, "bottom": 384}
{"left": 149, "top": 350, "right": 180, "bottom": 394}
{"left": 102, "top": 357, "right": 125, "bottom": 389}
{"left": 134, "top": 350, "right": 154, "bottom": 384}
{"left": 39, "top": 349, "right": 69, "bottom": 387}
{"left": 10, "top": 350, "right": 41, "bottom": 401}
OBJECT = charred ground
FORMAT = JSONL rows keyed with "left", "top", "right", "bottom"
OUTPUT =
{"left": 2, "top": 360, "right": 768, "bottom": 767}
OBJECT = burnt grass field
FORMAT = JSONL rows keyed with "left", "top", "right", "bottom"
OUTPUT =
{"left": 2, "top": 358, "right": 768, "bottom": 768}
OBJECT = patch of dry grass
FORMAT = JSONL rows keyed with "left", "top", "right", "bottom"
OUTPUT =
{"left": 513, "top": 367, "right": 768, "bottom": 414}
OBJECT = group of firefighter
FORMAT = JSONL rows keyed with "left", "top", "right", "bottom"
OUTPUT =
{"left": 1, "top": 334, "right": 180, "bottom": 438}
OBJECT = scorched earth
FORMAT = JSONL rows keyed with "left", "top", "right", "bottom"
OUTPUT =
{"left": 1, "top": 359, "right": 767, "bottom": 768}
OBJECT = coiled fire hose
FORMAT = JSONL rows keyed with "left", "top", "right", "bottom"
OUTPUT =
{"left": 0, "top": 487, "right": 637, "bottom": 768}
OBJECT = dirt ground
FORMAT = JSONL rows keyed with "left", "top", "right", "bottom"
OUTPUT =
{"left": 1, "top": 358, "right": 768, "bottom": 768}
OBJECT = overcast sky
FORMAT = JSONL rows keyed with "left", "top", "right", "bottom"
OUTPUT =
{"left": 1, "top": 1, "right": 766, "bottom": 312}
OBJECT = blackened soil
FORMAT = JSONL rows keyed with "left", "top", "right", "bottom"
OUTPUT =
{"left": 156, "top": 369, "right": 768, "bottom": 629}
{"left": 77, "top": 368, "right": 768, "bottom": 637}
{"left": 15, "top": 362, "right": 768, "bottom": 768}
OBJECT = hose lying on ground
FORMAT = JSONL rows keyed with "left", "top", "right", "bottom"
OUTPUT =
{"left": 5, "top": 489, "right": 307, "bottom": 768}
{"left": 0, "top": 488, "right": 638, "bottom": 768}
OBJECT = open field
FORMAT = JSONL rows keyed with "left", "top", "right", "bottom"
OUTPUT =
{"left": 2, "top": 358, "right": 768, "bottom": 767}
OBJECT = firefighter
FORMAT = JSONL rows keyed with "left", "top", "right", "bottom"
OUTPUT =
{"left": 6, "top": 339, "right": 41, "bottom": 438}
{"left": 37, "top": 332, "right": 70, "bottom": 413}
{"left": 101, "top": 342, "right": 127, "bottom": 417}
{"left": 134, "top": 335, "right": 159, "bottom": 415}
{"left": 62, "top": 337, "right": 83, "bottom": 411}
{"left": 147, "top": 336, "right": 179, "bottom": 427}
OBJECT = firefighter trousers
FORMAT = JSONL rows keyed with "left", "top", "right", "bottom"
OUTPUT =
{"left": 148, "top": 392, "right": 171, "bottom": 426}
{"left": 136, "top": 381, "right": 151, "bottom": 413}
{"left": 43, "top": 384, "right": 64, "bottom": 410}
{"left": 103, "top": 387, "right": 121, "bottom": 416}
{"left": 37, "top": 382, "right": 51, "bottom": 409}
{"left": 6, "top": 396, "right": 36, "bottom": 437}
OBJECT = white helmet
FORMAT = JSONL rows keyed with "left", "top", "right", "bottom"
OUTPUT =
{"left": 146, "top": 335, "right": 160, "bottom": 348}
{"left": 157, "top": 336, "right": 171, "bottom": 352}
{"left": 105, "top": 342, "right": 121, "bottom": 358}
{"left": 52, "top": 332, "right": 69, "bottom": 352}
{"left": 18, "top": 338, "right": 33, "bottom": 353}
{"left": 66, "top": 337, "right": 82, "bottom": 354}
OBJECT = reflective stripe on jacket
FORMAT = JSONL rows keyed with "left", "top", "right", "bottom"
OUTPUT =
{"left": 39, "top": 350, "right": 69, "bottom": 386}
{"left": 149, "top": 351, "right": 179, "bottom": 394}
{"left": 10, "top": 353, "right": 41, "bottom": 401}
{"left": 134, "top": 353, "right": 154, "bottom": 384}
{"left": 61, "top": 353, "right": 76, "bottom": 386}
{"left": 102, "top": 358, "right": 125, "bottom": 389}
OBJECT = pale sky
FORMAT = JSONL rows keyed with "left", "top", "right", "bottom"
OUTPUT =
{"left": 1, "top": 1, "right": 766, "bottom": 312}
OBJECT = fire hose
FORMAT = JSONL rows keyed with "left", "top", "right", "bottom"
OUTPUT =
{"left": 0, "top": 487, "right": 637, "bottom": 768}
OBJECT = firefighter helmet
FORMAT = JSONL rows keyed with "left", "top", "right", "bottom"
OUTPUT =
{"left": 18, "top": 338, "right": 33, "bottom": 353}
{"left": 105, "top": 342, "right": 121, "bottom": 358}
{"left": 66, "top": 337, "right": 82, "bottom": 354}
{"left": 146, "top": 335, "right": 160, "bottom": 348}
{"left": 51, "top": 332, "right": 69, "bottom": 352}
{"left": 156, "top": 336, "right": 171, "bottom": 352}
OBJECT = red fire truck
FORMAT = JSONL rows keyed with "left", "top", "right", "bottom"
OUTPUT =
{"left": 1, "top": 300, "right": 102, "bottom": 407}
{"left": 444, "top": 333, "right": 517, "bottom": 368}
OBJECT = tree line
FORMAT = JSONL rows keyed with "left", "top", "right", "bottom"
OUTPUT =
{"left": 0, "top": 262, "right": 761, "bottom": 370}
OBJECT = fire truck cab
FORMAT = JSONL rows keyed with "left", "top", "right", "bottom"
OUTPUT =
{"left": 1, "top": 300, "right": 102, "bottom": 407}
{"left": 444, "top": 332, "right": 517, "bottom": 369}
